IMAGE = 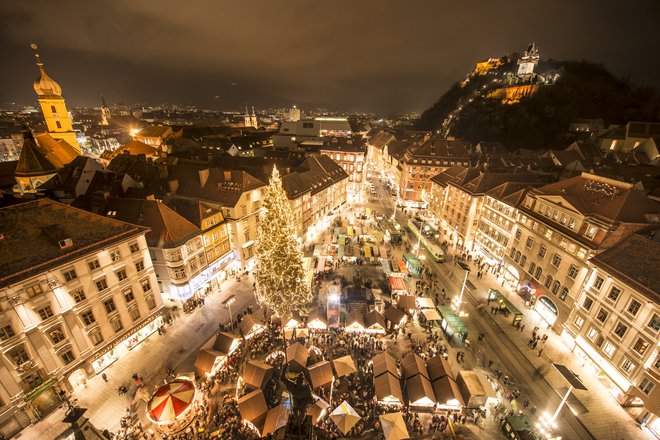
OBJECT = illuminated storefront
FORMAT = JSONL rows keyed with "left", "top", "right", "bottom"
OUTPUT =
{"left": 91, "top": 314, "right": 163, "bottom": 373}
{"left": 573, "top": 335, "right": 631, "bottom": 404}
{"left": 534, "top": 296, "right": 558, "bottom": 326}
{"left": 165, "top": 252, "right": 235, "bottom": 301}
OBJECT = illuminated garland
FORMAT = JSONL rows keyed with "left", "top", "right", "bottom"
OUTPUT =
{"left": 254, "top": 167, "right": 312, "bottom": 317}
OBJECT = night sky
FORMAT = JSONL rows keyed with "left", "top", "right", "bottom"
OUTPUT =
{"left": 1, "top": 0, "right": 659, "bottom": 114}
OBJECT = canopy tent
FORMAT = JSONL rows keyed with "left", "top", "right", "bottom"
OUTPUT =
{"left": 388, "top": 277, "right": 408, "bottom": 294}
{"left": 432, "top": 376, "right": 464, "bottom": 408}
{"left": 332, "top": 355, "right": 357, "bottom": 378}
{"left": 194, "top": 348, "right": 223, "bottom": 377}
{"left": 374, "top": 372, "right": 404, "bottom": 404}
{"left": 397, "top": 294, "right": 416, "bottom": 312}
{"left": 426, "top": 355, "right": 454, "bottom": 382}
{"left": 147, "top": 378, "right": 196, "bottom": 425}
{"left": 238, "top": 389, "right": 268, "bottom": 427}
{"left": 213, "top": 332, "right": 242, "bottom": 355}
{"left": 261, "top": 404, "right": 290, "bottom": 438}
{"left": 307, "top": 361, "right": 334, "bottom": 389}
{"left": 372, "top": 352, "right": 399, "bottom": 378}
{"left": 286, "top": 342, "right": 309, "bottom": 372}
{"left": 383, "top": 306, "right": 406, "bottom": 327}
{"left": 401, "top": 353, "right": 429, "bottom": 381}
{"left": 405, "top": 374, "right": 436, "bottom": 407}
{"left": 457, "top": 371, "right": 497, "bottom": 408}
{"left": 329, "top": 400, "right": 361, "bottom": 435}
{"left": 416, "top": 297, "right": 435, "bottom": 309}
{"left": 307, "top": 309, "right": 327, "bottom": 330}
{"left": 239, "top": 315, "right": 265, "bottom": 339}
{"left": 379, "top": 412, "right": 409, "bottom": 440}
{"left": 396, "top": 260, "right": 409, "bottom": 276}
{"left": 345, "top": 310, "right": 365, "bottom": 331}
{"left": 242, "top": 360, "right": 274, "bottom": 391}
{"left": 421, "top": 309, "right": 442, "bottom": 322}
{"left": 295, "top": 327, "right": 310, "bottom": 339}
{"left": 365, "top": 310, "right": 386, "bottom": 333}
{"left": 306, "top": 395, "right": 330, "bottom": 424}
{"left": 283, "top": 311, "right": 303, "bottom": 329}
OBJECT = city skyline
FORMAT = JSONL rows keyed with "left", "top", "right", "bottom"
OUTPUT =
{"left": 1, "top": 0, "right": 659, "bottom": 113}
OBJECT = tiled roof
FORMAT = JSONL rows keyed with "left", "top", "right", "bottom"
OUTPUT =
{"left": 282, "top": 155, "right": 348, "bottom": 199}
{"left": 15, "top": 133, "right": 57, "bottom": 176}
{"left": 113, "top": 140, "right": 159, "bottom": 157}
{"left": 0, "top": 199, "right": 147, "bottom": 288}
{"left": 590, "top": 234, "right": 660, "bottom": 303}
{"left": 403, "top": 138, "right": 471, "bottom": 161}
{"left": 163, "top": 196, "right": 222, "bottom": 229}
{"left": 34, "top": 133, "right": 80, "bottom": 168}
{"left": 135, "top": 125, "right": 172, "bottom": 138}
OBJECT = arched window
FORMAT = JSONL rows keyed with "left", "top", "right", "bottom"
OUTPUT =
{"left": 545, "top": 275, "right": 553, "bottom": 288}
{"left": 535, "top": 267, "right": 542, "bottom": 280}
{"left": 520, "top": 256, "right": 527, "bottom": 268}
{"left": 514, "top": 251, "right": 521, "bottom": 263}
{"left": 559, "top": 287, "right": 569, "bottom": 301}
{"left": 552, "top": 281, "right": 561, "bottom": 295}
{"left": 529, "top": 262, "right": 536, "bottom": 274}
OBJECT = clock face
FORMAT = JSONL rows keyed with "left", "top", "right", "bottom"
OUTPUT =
{"left": 52, "top": 114, "right": 59, "bottom": 119}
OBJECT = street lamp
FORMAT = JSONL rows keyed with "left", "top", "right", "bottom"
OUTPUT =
{"left": 223, "top": 295, "right": 236, "bottom": 323}
{"left": 452, "top": 261, "right": 471, "bottom": 316}
{"left": 536, "top": 364, "right": 588, "bottom": 439}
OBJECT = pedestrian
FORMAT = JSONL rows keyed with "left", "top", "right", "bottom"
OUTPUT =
{"left": 538, "top": 348, "right": 544, "bottom": 357}
{"left": 101, "top": 373, "right": 108, "bottom": 382}
{"left": 520, "top": 324, "right": 525, "bottom": 332}
{"left": 488, "top": 359, "right": 493, "bottom": 368}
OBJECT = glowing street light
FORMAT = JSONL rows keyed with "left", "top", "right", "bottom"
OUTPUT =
{"left": 223, "top": 295, "right": 236, "bottom": 323}
{"left": 536, "top": 364, "right": 587, "bottom": 440}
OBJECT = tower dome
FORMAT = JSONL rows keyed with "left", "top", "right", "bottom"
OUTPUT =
{"left": 33, "top": 63, "right": 62, "bottom": 97}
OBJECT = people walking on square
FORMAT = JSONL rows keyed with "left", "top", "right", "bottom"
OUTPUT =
{"left": 101, "top": 373, "right": 108, "bottom": 382}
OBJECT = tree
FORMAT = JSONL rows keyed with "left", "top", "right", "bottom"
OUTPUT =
{"left": 254, "top": 167, "right": 312, "bottom": 317}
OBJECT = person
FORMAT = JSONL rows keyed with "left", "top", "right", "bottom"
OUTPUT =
{"left": 101, "top": 373, "right": 108, "bottom": 382}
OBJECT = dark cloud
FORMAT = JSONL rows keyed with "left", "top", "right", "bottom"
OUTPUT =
{"left": 0, "top": 0, "right": 658, "bottom": 113}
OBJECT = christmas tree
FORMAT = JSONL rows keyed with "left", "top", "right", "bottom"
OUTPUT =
{"left": 254, "top": 167, "right": 312, "bottom": 317}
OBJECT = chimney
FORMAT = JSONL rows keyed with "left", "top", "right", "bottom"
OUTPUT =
{"left": 199, "top": 169, "right": 210, "bottom": 188}
{"left": 168, "top": 179, "right": 179, "bottom": 194}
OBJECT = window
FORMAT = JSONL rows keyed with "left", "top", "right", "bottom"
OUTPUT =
{"left": 145, "top": 294, "right": 156, "bottom": 310}
{"left": 544, "top": 275, "right": 553, "bottom": 288}
{"left": 129, "top": 306, "right": 140, "bottom": 321}
{"left": 110, "top": 249, "right": 121, "bottom": 262}
{"left": 514, "top": 251, "right": 521, "bottom": 263}
{"left": 123, "top": 288, "right": 135, "bottom": 303}
{"left": 551, "top": 281, "right": 561, "bottom": 295}
{"left": 135, "top": 260, "right": 144, "bottom": 272}
{"left": 87, "top": 259, "right": 100, "bottom": 271}
{"left": 81, "top": 310, "right": 95, "bottom": 326}
{"left": 520, "top": 256, "right": 527, "bottom": 268}
{"left": 50, "top": 105, "right": 56, "bottom": 113}
{"left": 621, "top": 358, "right": 636, "bottom": 375}
{"left": 639, "top": 377, "right": 655, "bottom": 395}
{"left": 568, "top": 265, "right": 579, "bottom": 280}
{"left": 633, "top": 338, "right": 649, "bottom": 355}
{"left": 48, "top": 326, "right": 66, "bottom": 344}
{"left": 129, "top": 242, "right": 140, "bottom": 253}
{"left": 607, "top": 287, "right": 621, "bottom": 302}
{"left": 534, "top": 267, "right": 542, "bottom": 280}
{"left": 62, "top": 268, "right": 77, "bottom": 282}
{"left": 0, "top": 325, "right": 15, "bottom": 341}
{"left": 602, "top": 341, "right": 616, "bottom": 357}
{"left": 627, "top": 299, "right": 642, "bottom": 317}
{"left": 71, "top": 288, "right": 86, "bottom": 303}
{"left": 559, "top": 287, "right": 569, "bottom": 301}
{"left": 110, "top": 317, "right": 123, "bottom": 332}
{"left": 25, "top": 283, "right": 43, "bottom": 298}
{"left": 568, "top": 218, "right": 575, "bottom": 229}
{"left": 538, "top": 245, "right": 547, "bottom": 258}
{"left": 593, "top": 276, "right": 604, "bottom": 291}
{"left": 55, "top": 121, "right": 62, "bottom": 129}
{"left": 647, "top": 314, "right": 660, "bottom": 332}
{"left": 573, "top": 315, "right": 585, "bottom": 328}
{"left": 116, "top": 269, "right": 128, "bottom": 282}
{"left": 551, "top": 254, "right": 562, "bottom": 268}
{"left": 515, "top": 230, "right": 521, "bottom": 241}
{"left": 525, "top": 237, "right": 534, "bottom": 248}
{"left": 8, "top": 345, "right": 29, "bottom": 366}
{"left": 596, "top": 308, "right": 609, "bottom": 323}
{"left": 104, "top": 299, "right": 117, "bottom": 314}
{"left": 95, "top": 278, "right": 108, "bottom": 292}
{"left": 141, "top": 279, "right": 152, "bottom": 293}
{"left": 614, "top": 322, "right": 628, "bottom": 338}
{"left": 61, "top": 350, "right": 75, "bottom": 365}
{"left": 586, "top": 327, "right": 599, "bottom": 342}
{"left": 172, "top": 267, "right": 186, "bottom": 279}
{"left": 89, "top": 329, "right": 104, "bottom": 346}
{"left": 37, "top": 305, "right": 54, "bottom": 320}
{"left": 585, "top": 225, "right": 597, "bottom": 238}
{"left": 582, "top": 297, "right": 594, "bottom": 311}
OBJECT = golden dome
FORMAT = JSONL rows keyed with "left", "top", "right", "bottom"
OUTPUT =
{"left": 33, "top": 63, "right": 62, "bottom": 97}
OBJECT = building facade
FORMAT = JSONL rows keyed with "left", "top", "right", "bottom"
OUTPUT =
{"left": 319, "top": 138, "right": 366, "bottom": 198}
{"left": 0, "top": 200, "right": 163, "bottom": 438}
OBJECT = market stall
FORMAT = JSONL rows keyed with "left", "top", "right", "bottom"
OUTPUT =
{"left": 261, "top": 404, "right": 290, "bottom": 438}
{"left": 286, "top": 342, "right": 309, "bottom": 372}
{"left": 383, "top": 306, "right": 406, "bottom": 328}
{"left": 388, "top": 276, "right": 409, "bottom": 295}
{"left": 242, "top": 360, "right": 274, "bottom": 391}
{"left": 374, "top": 373, "right": 404, "bottom": 405}
{"left": 416, "top": 297, "right": 435, "bottom": 309}
{"left": 239, "top": 315, "right": 265, "bottom": 339}
{"left": 372, "top": 352, "right": 399, "bottom": 378}
{"left": 379, "top": 412, "right": 409, "bottom": 440}
{"left": 307, "top": 361, "right": 334, "bottom": 390}
{"left": 437, "top": 305, "right": 469, "bottom": 343}
{"left": 426, "top": 355, "right": 454, "bottom": 382}
{"left": 401, "top": 353, "right": 429, "bottom": 381}
{"left": 307, "top": 395, "right": 331, "bottom": 424}
{"left": 344, "top": 310, "right": 365, "bottom": 332}
{"left": 404, "top": 374, "right": 436, "bottom": 408}
{"left": 403, "top": 253, "right": 423, "bottom": 277}
{"left": 332, "top": 355, "right": 357, "bottom": 378}
{"left": 329, "top": 400, "right": 361, "bottom": 435}
{"left": 396, "top": 294, "right": 416, "bottom": 312}
{"left": 456, "top": 370, "right": 497, "bottom": 409}
{"left": 238, "top": 389, "right": 268, "bottom": 433}
{"left": 432, "top": 376, "right": 464, "bottom": 409}
{"left": 365, "top": 310, "right": 386, "bottom": 334}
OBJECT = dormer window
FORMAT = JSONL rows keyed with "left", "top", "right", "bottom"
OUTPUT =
{"left": 585, "top": 225, "right": 597, "bottom": 238}
{"left": 58, "top": 238, "right": 73, "bottom": 249}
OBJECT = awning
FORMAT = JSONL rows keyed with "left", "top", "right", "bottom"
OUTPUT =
{"left": 490, "top": 288, "right": 522, "bottom": 315}
{"left": 242, "top": 360, "right": 274, "bottom": 390}
{"left": 372, "top": 352, "right": 399, "bottom": 378}
{"left": 330, "top": 400, "right": 361, "bottom": 435}
{"left": 241, "top": 240, "right": 255, "bottom": 249}
{"left": 421, "top": 309, "right": 442, "bottom": 321}
{"left": 389, "top": 277, "right": 408, "bottom": 293}
{"left": 307, "top": 361, "right": 334, "bottom": 389}
{"left": 374, "top": 372, "right": 404, "bottom": 404}
{"left": 416, "top": 297, "right": 435, "bottom": 309}
{"left": 24, "top": 378, "right": 58, "bottom": 402}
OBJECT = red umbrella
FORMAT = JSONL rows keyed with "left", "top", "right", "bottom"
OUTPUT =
{"left": 148, "top": 379, "right": 196, "bottom": 424}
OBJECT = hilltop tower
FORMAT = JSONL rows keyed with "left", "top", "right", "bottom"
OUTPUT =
{"left": 100, "top": 95, "right": 111, "bottom": 126}
{"left": 517, "top": 42, "right": 539, "bottom": 76}
{"left": 31, "top": 44, "right": 81, "bottom": 153}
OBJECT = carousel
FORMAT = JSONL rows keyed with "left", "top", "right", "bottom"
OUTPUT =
{"left": 147, "top": 377, "right": 198, "bottom": 434}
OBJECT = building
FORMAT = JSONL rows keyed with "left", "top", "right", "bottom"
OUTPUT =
{"left": 133, "top": 124, "right": 175, "bottom": 148}
{"left": 365, "top": 129, "right": 396, "bottom": 169}
{"left": 287, "top": 106, "right": 301, "bottom": 122}
{"left": 517, "top": 42, "right": 539, "bottom": 77}
{"left": 31, "top": 47, "right": 81, "bottom": 152}
{"left": 273, "top": 117, "right": 352, "bottom": 148}
{"left": 318, "top": 138, "right": 366, "bottom": 198}
{"left": 0, "top": 199, "right": 163, "bottom": 437}
{"left": 282, "top": 155, "right": 349, "bottom": 241}
{"left": 397, "top": 137, "right": 471, "bottom": 207}
{"left": 563, "top": 234, "right": 659, "bottom": 435}
{"left": 505, "top": 173, "right": 659, "bottom": 332}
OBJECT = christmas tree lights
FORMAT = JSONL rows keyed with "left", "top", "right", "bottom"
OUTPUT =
{"left": 254, "top": 167, "right": 312, "bottom": 317}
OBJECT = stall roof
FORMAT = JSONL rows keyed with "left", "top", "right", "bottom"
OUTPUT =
{"left": 365, "top": 310, "right": 386, "bottom": 330}
{"left": 401, "top": 353, "right": 429, "bottom": 381}
{"left": 379, "top": 412, "right": 409, "bottom": 440}
{"left": 242, "top": 360, "right": 274, "bottom": 390}
{"left": 421, "top": 309, "right": 442, "bottom": 321}
{"left": 286, "top": 342, "right": 309, "bottom": 372}
{"left": 308, "top": 361, "right": 334, "bottom": 389}
{"left": 396, "top": 260, "right": 409, "bottom": 275}
{"left": 404, "top": 253, "right": 422, "bottom": 268}
{"left": 238, "top": 389, "right": 268, "bottom": 424}
{"left": 194, "top": 348, "right": 222, "bottom": 377}
{"left": 397, "top": 294, "right": 416, "bottom": 311}
{"left": 213, "top": 332, "right": 242, "bottom": 354}
{"left": 239, "top": 314, "right": 264, "bottom": 336}
{"left": 372, "top": 352, "right": 399, "bottom": 378}
{"left": 432, "top": 376, "right": 464, "bottom": 407}
{"left": 458, "top": 371, "right": 496, "bottom": 399}
{"left": 416, "top": 297, "right": 435, "bottom": 309}
{"left": 427, "top": 355, "right": 454, "bottom": 382}
{"left": 388, "top": 277, "right": 408, "bottom": 292}
{"left": 374, "top": 372, "right": 404, "bottom": 403}
{"left": 405, "top": 374, "right": 436, "bottom": 406}
{"left": 261, "top": 404, "right": 289, "bottom": 437}
{"left": 345, "top": 309, "right": 365, "bottom": 329}
{"left": 383, "top": 306, "right": 406, "bottom": 325}
{"left": 332, "top": 355, "right": 357, "bottom": 378}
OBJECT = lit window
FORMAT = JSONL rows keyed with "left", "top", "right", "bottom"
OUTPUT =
{"left": 633, "top": 338, "right": 649, "bottom": 355}
{"left": 639, "top": 377, "right": 655, "bottom": 395}
{"left": 602, "top": 341, "right": 616, "bottom": 357}
{"left": 614, "top": 322, "right": 628, "bottom": 338}
{"left": 37, "top": 305, "right": 54, "bottom": 320}
{"left": 607, "top": 286, "right": 621, "bottom": 302}
{"left": 573, "top": 315, "right": 584, "bottom": 328}
{"left": 593, "top": 276, "right": 604, "bottom": 291}
{"left": 627, "top": 299, "right": 642, "bottom": 317}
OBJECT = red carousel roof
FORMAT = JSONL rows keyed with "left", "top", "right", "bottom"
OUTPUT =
{"left": 148, "top": 379, "right": 196, "bottom": 423}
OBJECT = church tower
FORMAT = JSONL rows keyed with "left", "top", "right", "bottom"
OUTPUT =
{"left": 100, "top": 95, "right": 111, "bottom": 126}
{"left": 517, "top": 42, "right": 539, "bottom": 77}
{"left": 31, "top": 44, "right": 81, "bottom": 153}
{"left": 250, "top": 106, "right": 258, "bottom": 128}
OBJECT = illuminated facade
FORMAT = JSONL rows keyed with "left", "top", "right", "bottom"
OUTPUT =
{"left": 0, "top": 200, "right": 162, "bottom": 437}
{"left": 319, "top": 139, "right": 366, "bottom": 197}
